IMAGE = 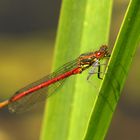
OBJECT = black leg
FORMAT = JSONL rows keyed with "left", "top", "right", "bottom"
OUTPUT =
{"left": 97, "top": 61, "right": 102, "bottom": 79}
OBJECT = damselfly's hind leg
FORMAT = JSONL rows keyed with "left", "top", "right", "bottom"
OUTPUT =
{"left": 87, "top": 60, "right": 99, "bottom": 80}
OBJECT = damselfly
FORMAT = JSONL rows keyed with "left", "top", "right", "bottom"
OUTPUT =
{"left": 0, "top": 45, "right": 110, "bottom": 113}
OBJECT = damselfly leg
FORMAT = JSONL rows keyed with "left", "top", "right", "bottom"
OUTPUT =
{"left": 87, "top": 60, "right": 107, "bottom": 80}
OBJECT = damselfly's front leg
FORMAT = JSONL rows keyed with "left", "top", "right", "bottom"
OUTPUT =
{"left": 87, "top": 60, "right": 107, "bottom": 80}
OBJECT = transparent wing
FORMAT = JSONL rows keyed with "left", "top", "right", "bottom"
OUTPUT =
{"left": 8, "top": 59, "right": 78, "bottom": 113}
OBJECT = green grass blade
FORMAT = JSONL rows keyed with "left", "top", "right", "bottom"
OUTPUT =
{"left": 40, "top": 0, "right": 113, "bottom": 140}
{"left": 84, "top": 0, "right": 140, "bottom": 140}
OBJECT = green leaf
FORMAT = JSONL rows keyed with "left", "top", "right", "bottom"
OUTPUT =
{"left": 40, "top": 0, "right": 112, "bottom": 140}
{"left": 84, "top": 0, "right": 140, "bottom": 140}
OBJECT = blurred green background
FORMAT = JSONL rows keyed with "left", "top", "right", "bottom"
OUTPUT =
{"left": 0, "top": 0, "right": 139, "bottom": 140}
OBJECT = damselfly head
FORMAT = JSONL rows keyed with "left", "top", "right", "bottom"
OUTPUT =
{"left": 95, "top": 45, "right": 110, "bottom": 59}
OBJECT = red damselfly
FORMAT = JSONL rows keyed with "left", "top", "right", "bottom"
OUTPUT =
{"left": 0, "top": 45, "right": 110, "bottom": 113}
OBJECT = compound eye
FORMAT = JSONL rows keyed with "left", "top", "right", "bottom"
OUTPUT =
{"left": 97, "top": 52, "right": 101, "bottom": 56}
